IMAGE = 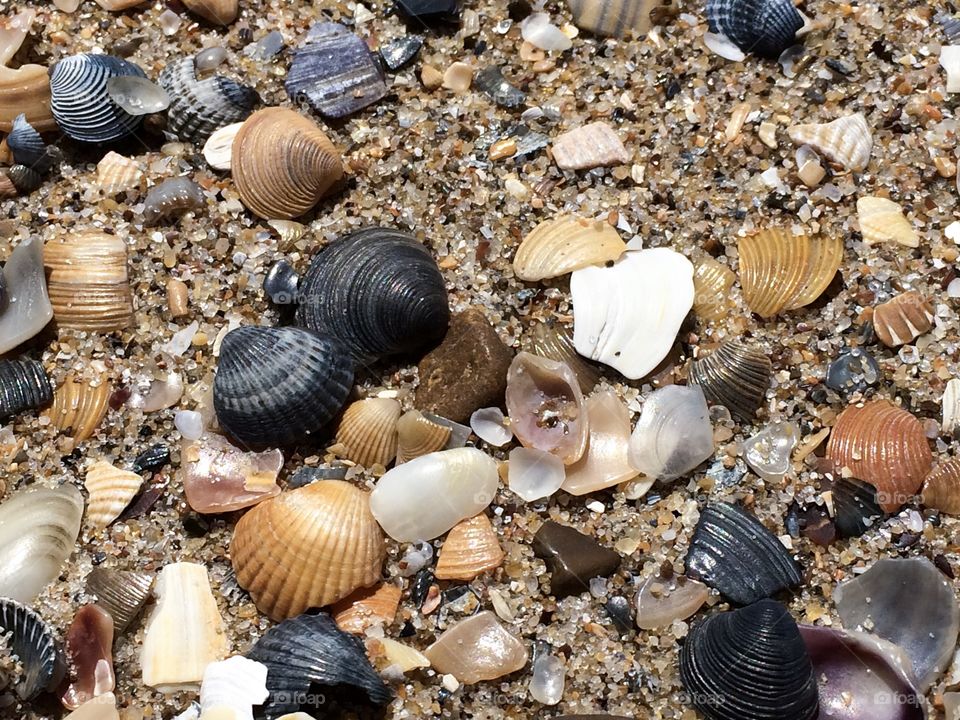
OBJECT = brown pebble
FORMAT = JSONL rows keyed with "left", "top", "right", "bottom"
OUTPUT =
{"left": 166, "top": 278, "right": 189, "bottom": 317}
{"left": 488, "top": 138, "right": 517, "bottom": 161}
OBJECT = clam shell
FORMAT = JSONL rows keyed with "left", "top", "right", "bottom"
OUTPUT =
{"left": 921, "top": 458, "right": 960, "bottom": 514}
{"left": 562, "top": 390, "right": 638, "bottom": 495}
{"left": 566, "top": 0, "right": 666, "bottom": 37}
{"left": 330, "top": 582, "right": 402, "bottom": 634}
{"left": 45, "top": 373, "right": 112, "bottom": 443}
{"left": 85, "top": 566, "right": 154, "bottom": 633}
{"left": 872, "top": 291, "right": 934, "bottom": 348}
{"left": 738, "top": 228, "right": 843, "bottom": 318}
{"left": 245, "top": 612, "right": 392, "bottom": 719}
{"left": 552, "top": 122, "right": 630, "bottom": 171}
{"left": 213, "top": 326, "right": 354, "bottom": 448}
{"left": 49, "top": 54, "right": 147, "bottom": 143}
{"left": 0, "top": 358, "right": 53, "bottom": 421}
{"left": 424, "top": 611, "right": 528, "bottom": 684}
{"left": 526, "top": 321, "right": 601, "bottom": 393}
{"left": 395, "top": 409, "right": 450, "bottom": 463}
{"left": 202, "top": 121, "right": 242, "bottom": 171}
{"left": 143, "top": 177, "right": 205, "bottom": 226}
{"left": 332, "top": 398, "right": 402, "bottom": 468}
{"left": 513, "top": 216, "right": 627, "bottom": 281}
{"left": 0, "top": 237, "right": 54, "bottom": 355}
{"left": 199, "top": 656, "right": 268, "bottom": 720}
{"left": 182, "top": 0, "right": 238, "bottom": 24}
{"left": 369, "top": 637, "right": 430, "bottom": 673}
{"left": 7, "top": 113, "right": 54, "bottom": 173}
{"left": 692, "top": 256, "right": 735, "bottom": 323}
{"left": 44, "top": 231, "right": 133, "bottom": 332}
{"left": 0, "top": 170, "right": 16, "bottom": 198}
{"left": 628, "top": 384, "right": 714, "bottom": 482}
{"left": 680, "top": 600, "right": 819, "bottom": 720}
{"left": 685, "top": 502, "right": 803, "bottom": 605}
{"left": 830, "top": 476, "right": 884, "bottom": 538}
{"left": 635, "top": 573, "right": 709, "bottom": 630}
{"left": 825, "top": 399, "right": 932, "bottom": 512}
{"left": 508, "top": 446, "right": 566, "bottom": 501}
{"left": 61, "top": 604, "right": 115, "bottom": 710}
{"left": 0, "top": 597, "right": 67, "bottom": 700}
{"left": 787, "top": 113, "right": 873, "bottom": 172}
{"left": 295, "top": 227, "right": 449, "bottom": 363}
{"left": 84, "top": 461, "right": 143, "bottom": 529}
{"left": 688, "top": 338, "right": 772, "bottom": 421}
{"left": 232, "top": 107, "right": 343, "bottom": 220}
{"left": 943, "top": 377, "right": 960, "bottom": 438}
{"left": 96, "top": 151, "right": 142, "bottom": 195}
{"left": 857, "top": 196, "right": 920, "bottom": 248}
{"left": 231, "top": 480, "right": 386, "bottom": 620}
{"left": 705, "top": 0, "right": 803, "bottom": 57}
{"left": 0, "top": 12, "right": 55, "bottom": 133}
{"left": 435, "top": 513, "right": 504, "bottom": 580}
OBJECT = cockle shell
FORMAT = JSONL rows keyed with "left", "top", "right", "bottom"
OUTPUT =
{"left": 8, "top": 113, "right": 55, "bottom": 173}
{"left": 143, "top": 177, "right": 206, "bottom": 225}
{"left": 44, "top": 231, "right": 133, "bottom": 332}
{"left": 566, "top": 0, "right": 667, "bottom": 37}
{"left": 692, "top": 256, "right": 735, "bottom": 322}
{"left": 562, "top": 390, "right": 638, "bottom": 495}
{"left": 688, "top": 338, "right": 772, "bottom": 421}
{"left": 435, "top": 513, "right": 504, "bottom": 580}
{"left": 181, "top": 432, "right": 282, "bottom": 514}
{"left": 0, "top": 237, "right": 54, "bottom": 355}
{"left": 331, "top": 583, "right": 402, "bottom": 634}
{"left": 0, "top": 358, "right": 52, "bottom": 421}
{"left": 552, "top": 122, "right": 630, "bottom": 171}
{"left": 872, "top": 291, "right": 934, "bottom": 348}
{"left": 787, "top": 113, "right": 873, "bottom": 172}
{"left": 231, "top": 480, "right": 386, "bottom": 620}
{"left": 45, "top": 373, "right": 111, "bottom": 443}
{"left": 0, "top": 10, "right": 55, "bottom": 133}
{"left": 141, "top": 562, "right": 228, "bottom": 692}
{"left": 424, "top": 612, "right": 528, "bottom": 684}
{"left": 182, "top": 0, "right": 238, "bottom": 24}
{"left": 921, "top": 458, "right": 960, "bottom": 514}
{"left": 857, "top": 196, "right": 920, "bottom": 248}
{"left": 825, "top": 399, "right": 932, "bottom": 512}
{"left": 513, "top": 216, "right": 627, "bottom": 281}
{"left": 571, "top": 248, "right": 694, "bottom": 380}
{"left": 526, "top": 321, "right": 601, "bottom": 393}
{"left": 83, "top": 461, "right": 143, "bottom": 529}
{"left": 7, "top": 163, "right": 43, "bottom": 193}
{"left": 198, "top": 656, "right": 269, "bottom": 720}
{"left": 85, "top": 566, "right": 153, "bottom": 633}
{"left": 96, "top": 151, "right": 142, "bottom": 195}
{"left": 395, "top": 409, "right": 451, "bottom": 463}
{"left": 331, "top": 398, "right": 401, "bottom": 468}
{"left": 628, "top": 385, "right": 714, "bottom": 482}
{"left": 705, "top": 0, "right": 804, "bottom": 58}
{"left": 61, "top": 604, "right": 115, "bottom": 710}
{"left": 0, "top": 597, "right": 66, "bottom": 700}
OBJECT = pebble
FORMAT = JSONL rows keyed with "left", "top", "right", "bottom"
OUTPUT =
{"left": 244, "top": 30, "right": 284, "bottom": 59}
{"left": 532, "top": 521, "right": 621, "bottom": 599}
{"left": 521, "top": 13, "right": 572, "bottom": 52}
{"left": 825, "top": 349, "right": 880, "bottom": 394}
{"left": 424, "top": 612, "right": 528, "bottom": 684}
{"left": 194, "top": 46, "right": 227, "bottom": 73}
{"left": 529, "top": 651, "right": 564, "bottom": 705}
{"left": 421, "top": 65, "right": 443, "bottom": 89}
{"left": 166, "top": 278, "right": 189, "bottom": 317}
{"left": 174, "top": 410, "right": 204, "bottom": 440}
{"left": 442, "top": 62, "right": 475, "bottom": 93}
{"left": 158, "top": 9, "right": 181, "bottom": 35}
{"left": 396, "top": 0, "right": 460, "bottom": 23}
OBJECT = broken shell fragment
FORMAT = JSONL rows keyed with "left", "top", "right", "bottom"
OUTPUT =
{"left": 943, "top": 378, "right": 960, "bottom": 438}
{"left": 61, "top": 604, "right": 115, "bottom": 710}
{"left": 0, "top": 358, "right": 53, "bottom": 422}
{"left": 45, "top": 373, "right": 111, "bottom": 443}
{"left": 526, "top": 321, "right": 601, "bottom": 393}
{"left": 202, "top": 121, "right": 242, "bottom": 171}
{"left": 180, "top": 432, "right": 282, "bottom": 514}
{"left": 513, "top": 216, "right": 627, "bottom": 281}
{"left": 0, "top": 11, "right": 55, "bottom": 133}
{"left": 941, "top": 45, "right": 960, "bottom": 92}
{"left": 332, "top": 398, "right": 402, "bottom": 468}
{"left": 198, "top": 656, "right": 269, "bottom": 720}
{"left": 921, "top": 458, "right": 960, "bottom": 514}
{"left": 830, "top": 476, "right": 885, "bottom": 539}
{"left": 635, "top": 574, "right": 709, "bottom": 630}
{"left": 469, "top": 407, "right": 513, "bottom": 447}
{"left": 105, "top": 75, "right": 170, "bottom": 115}
{"left": 394, "top": 409, "right": 451, "bottom": 463}
{"left": 743, "top": 421, "right": 799, "bottom": 481}
{"left": 143, "top": 177, "right": 205, "bottom": 225}
{"left": 787, "top": 113, "right": 873, "bottom": 172}
{"left": 435, "top": 514, "right": 504, "bottom": 580}
{"left": 552, "top": 122, "right": 630, "bottom": 171}
{"left": 0, "top": 237, "right": 54, "bottom": 355}
{"left": 688, "top": 338, "right": 772, "bottom": 421}
{"left": 331, "top": 583, "right": 402, "bottom": 634}
{"left": 562, "top": 390, "right": 638, "bottom": 495}
{"left": 84, "top": 460, "right": 143, "bottom": 529}
{"left": 63, "top": 694, "right": 120, "bottom": 720}
{"left": 508, "top": 446, "right": 566, "bottom": 501}
{"left": 628, "top": 385, "right": 714, "bottom": 482}
{"left": 872, "top": 291, "right": 934, "bottom": 348}
{"left": 705, "top": 0, "right": 803, "bottom": 58}
{"left": 0, "top": 597, "right": 66, "bottom": 700}
{"left": 424, "top": 611, "right": 528, "bottom": 684}
{"left": 370, "top": 637, "right": 430, "bottom": 673}
{"left": 96, "top": 151, "right": 142, "bottom": 195}
{"left": 85, "top": 567, "right": 153, "bottom": 633}
{"left": 857, "top": 196, "right": 920, "bottom": 248}
{"left": 692, "top": 256, "right": 735, "bottom": 323}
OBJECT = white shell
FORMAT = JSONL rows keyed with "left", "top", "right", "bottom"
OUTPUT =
{"left": 199, "top": 656, "right": 269, "bottom": 720}
{"left": 787, "top": 113, "right": 873, "bottom": 172}
{"left": 0, "top": 238, "right": 54, "bottom": 356}
{"left": 941, "top": 46, "right": 960, "bottom": 93}
{"left": 203, "top": 122, "right": 243, "bottom": 171}
{"left": 370, "top": 447, "right": 499, "bottom": 542}
{"left": 84, "top": 460, "right": 143, "bottom": 529}
{"left": 469, "top": 407, "right": 513, "bottom": 447}
{"left": 521, "top": 13, "right": 572, "bottom": 51}
{"left": 377, "top": 637, "right": 431, "bottom": 673}
{"left": 508, "top": 447, "right": 566, "bottom": 502}
{"left": 571, "top": 248, "right": 694, "bottom": 379}
{"left": 627, "top": 385, "right": 714, "bottom": 481}
{"left": 943, "top": 378, "right": 960, "bottom": 437}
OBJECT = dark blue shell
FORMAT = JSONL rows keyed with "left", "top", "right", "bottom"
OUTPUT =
{"left": 7, "top": 114, "right": 55, "bottom": 174}
{"left": 0, "top": 358, "right": 53, "bottom": 422}
{"left": 0, "top": 598, "right": 67, "bottom": 700}
{"left": 706, "top": 0, "right": 804, "bottom": 58}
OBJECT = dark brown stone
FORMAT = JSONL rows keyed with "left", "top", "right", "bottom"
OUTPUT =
{"left": 415, "top": 309, "right": 513, "bottom": 423}
{"left": 532, "top": 521, "right": 621, "bottom": 599}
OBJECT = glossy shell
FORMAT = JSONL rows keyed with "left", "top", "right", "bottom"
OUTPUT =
{"left": 688, "top": 338, "right": 772, "bottom": 421}
{"left": 705, "top": 0, "right": 803, "bottom": 58}
{"left": 872, "top": 291, "right": 934, "bottom": 348}
{"left": 84, "top": 461, "right": 142, "bottom": 529}
{"left": 562, "top": 390, "right": 638, "bottom": 495}
{"left": 395, "top": 409, "right": 450, "bottom": 463}
{"left": 331, "top": 583, "right": 402, "bottom": 634}
{"left": 331, "top": 398, "right": 402, "bottom": 468}
{"left": 7, "top": 113, "right": 55, "bottom": 173}
{"left": 692, "top": 256, "right": 735, "bottom": 323}
{"left": 182, "top": 0, "right": 237, "bottom": 24}
{"left": 513, "top": 216, "right": 626, "bottom": 281}
{"left": 435, "top": 513, "right": 504, "bottom": 580}
{"left": 180, "top": 432, "right": 282, "bottom": 514}
{"left": 0, "top": 11, "right": 56, "bottom": 133}
{"left": 830, "top": 476, "right": 884, "bottom": 538}
{"left": 628, "top": 384, "right": 714, "bottom": 482}
{"left": 45, "top": 373, "right": 111, "bottom": 443}
{"left": 85, "top": 566, "right": 154, "bottom": 633}
{"left": 0, "top": 597, "right": 67, "bottom": 700}
{"left": 142, "top": 177, "right": 206, "bottom": 225}
{"left": 635, "top": 574, "right": 709, "bottom": 630}
{"left": 424, "top": 611, "right": 528, "bottom": 684}
{"left": 0, "top": 358, "right": 52, "bottom": 421}
{"left": 857, "top": 196, "right": 920, "bottom": 248}
{"left": 61, "top": 604, "right": 115, "bottom": 709}
{"left": 921, "top": 458, "right": 960, "bottom": 514}
{"left": 0, "top": 237, "right": 54, "bottom": 356}
{"left": 788, "top": 114, "right": 873, "bottom": 172}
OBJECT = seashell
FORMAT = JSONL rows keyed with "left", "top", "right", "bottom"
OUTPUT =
{"left": 7, "top": 163, "right": 43, "bottom": 193}
{"left": 93, "top": 0, "right": 147, "bottom": 9}
{"left": 857, "top": 196, "right": 920, "bottom": 248}
{"left": 473, "top": 66, "right": 525, "bottom": 108}
{"left": 370, "top": 447, "right": 499, "bottom": 542}
{"left": 105, "top": 75, "right": 170, "bottom": 116}
{"left": 628, "top": 385, "right": 714, "bottom": 482}
{"left": 692, "top": 256, "right": 735, "bottom": 322}
{"left": 635, "top": 573, "right": 709, "bottom": 630}
{"left": 685, "top": 502, "right": 803, "bottom": 605}
{"left": 182, "top": 0, "right": 238, "bottom": 24}
{"left": 395, "top": 409, "right": 450, "bottom": 463}
{"left": 7, "top": 113, "right": 55, "bottom": 173}
{"left": 872, "top": 291, "right": 934, "bottom": 348}
{"left": 825, "top": 399, "right": 932, "bottom": 512}
{"left": 526, "top": 321, "right": 601, "bottom": 393}
{"left": 285, "top": 22, "right": 388, "bottom": 119}
{"left": 141, "top": 562, "right": 228, "bottom": 692}
{"left": 0, "top": 358, "right": 53, "bottom": 421}
{"left": 46, "top": 373, "right": 112, "bottom": 443}
{"left": 943, "top": 378, "right": 960, "bottom": 438}
{"left": 830, "top": 476, "right": 884, "bottom": 538}
{"left": 213, "top": 326, "right": 354, "bottom": 448}
{"left": 199, "top": 656, "right": 269, "bottom": 720}
{"left": 571, "top": 248, "right": 694, "bottom": 380}
{"left": 505, "top": 352, "right": 588, "bottom": 464}
{"left": 0, "top": 170, "right": 17, "bottom": 198}
{"left": 834, "top": 557, "right": 960, "bottom": 691}
{"left": 705, "top": 0, "right": 803, "bottom": 58}
{"left": 0, "top": 237, "right": 54, "bottom": 355}
{"left": 521, "top": 13, "right": 573, "bottom": 52}
{"left": 529, "top": 650, "right": 565, "bottom": 706}
{"left": 680, "top": 599, "right": 819, "bottom": 720}
{"left": 61, "top": 604, "right": 115, "bottom": 710}
{"left": 369, "top": 637, "right": 430, "bottom": 673}
{"left": 424, "top": 611, "right": 528, "bottom": 684}
{"left": 0, "top": 11, "right": 55, "bottom": 133}
{"left": 202, "top": 121, "right": 242, "bottom": 171}
{"left": 85, "top": 566, "right": 153, "bottom": 633}
{"left": 379, "top": 35, "right": 423, "bottom": 72}
{"left": 180, "top": 432, "right": 282, "bottom": 514}
{"left": 787, "top": 114, "right": 873, "bottom": 172}
{"left": 246, "top": 612, "right": 391, "bottom": 718}
{"left": 83, "top": 461, "right": 143, "bottom": 529}
{"left": 688, "top": 338, "right": 772, "bottom": 421}
{"left": 921, "top": 458, "right": 960, "bottom": 514}
{"left": 64, "top": 694, "right": 120, "bottom": 720}
{"left": 231, "top": 107, "right": 343, "bottom": 220}
{"left": 566, "top": 0, "right": 666, "bottom": 37}
{"left": 508, "top": 446, "right": 566, "bottom": 501}
{"left": 743, "top": 421, "right": 799, "bottom": 481}
{"left": 295, "top": 227, "right": 449, "bottom": 362}
{"left": 129, "top": 371, "right": 183, "bottom": 412}
{"left": 231, "top": 480, "right": 385, "bottom": 620}
{"left": 96, "top": 151, "right": 142, "bottom": 195}
{"left": 435, "top": 513, "right": 504, "bottom": 580}
{"left": 552, "top": 122, "right": 630, "bottom": 171}
{"left": 131, "top": 443, "right": 171, "bottom": 475}
{"left": 941, "top": 45, "right": 960, "bottom": 92}
{"left": 738, "top": 228, "right": 843, "bottom": 318}
{"left": 331, "top": 398, "right": 401, "bottom": 468}
{"left": 157, "top": 57, "right": 257, "bottom": 143}
{"left": 470, "top": 407, "right": 513, "bottom": 447}
{"left": 513, "top": 216, "right": 627, "bottom": 281}
{"left": 0, "top": 597, "right": 67, "bottom": 700}
{"left": 330, "top": 583, "right": 402, "bottom": 634}
{"left": 142, "top": 177, "right": 205, "bottom": 226}
{"left": 49, "top": 54, "right": 147, "bottom": 143}
{"left": 562, "top": 390, "right": 638, "bottom": 495}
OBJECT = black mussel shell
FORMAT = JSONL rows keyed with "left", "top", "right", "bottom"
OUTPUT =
{"left": 0, "top": 597, "right": 67, "bottom": 700}
{"left": 295, "top": 228, "right": 450, "bottom": 363}
{"left": 245, "top": 612, "right": 392, "bottom": 719}
{"left": 474, "top": 66, "right": 526, "bottom": 108}
{"left": 130, "top": 443, "right": 171, "bottom": 474}
{"left": 213, "top": 326, "right": 354, "bottom": 447}
{"left": 706, "top": 0, "right": 804, "bottom": 58}
{"left": 7, "top": 165, "right": 43, "bottom": 194}
{"left": 688, "top": 339, "right": 771, "bottom": 422}
{"left": 830, "top": 476, "right": 884, "bottom": 538}
{"left": 685, "top": 502, "right": 803, "bottom": 605}
{"left": 680, "top": 600, "right": 819, "bottom": 720}
{"left": 7, "top": 115, "right": 55, "bottom": 175}
{"left": 0, "top": 359, "right": 53, "bottom": 422}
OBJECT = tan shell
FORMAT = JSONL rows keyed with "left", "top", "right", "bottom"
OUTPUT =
{"left": 45, "top": 374, "right": 111, "bottom": 444}
{"left": 232, "top": 107, "right": 343, "bottom": 220}
{"left": 330, "top": 582, "right": 402, "bottom": 634}
{"left": 561, "top": 390, "right": 638, "bottom": 495}
{"left": 738, "top": 228, "right": 843, "bottom": 318}
{"left": 692, "top": 256, "right": 735, "bottom": 322}
{"left": 787, "top": 113, "right": 873, "bottom": 172}
{"left": 84, "top": 461, "right": 143, "bottom": 529}
{"left": 230, "top": 480, "right": 386, "bottom": 620}
{"left": 96, "top": 152, "right": 142, "bottom": 196}
{"left": 566, "top": 0, "right": 668, "bottom": 37}
{"left": 0, "top": 171, "right": 16, "bottom": 199}
{"left": 64, "top": 693, "right": 119, "bottom": 720}
{"left": 368, "top": 637, "right": 430, "bottom": 673}
{"left": 435, "top": 513, "right": 504, "bottom": 581}
{"left": 826, "top": 399, "right": 932, "bottom": 512}
{"left": 424, "top": 611, "right": 528, "bottom": 684}
{"left": 857, "top": 196, "right": 920, "bottom": 248}
{"left": 181, "top": 0, "right": 237, "bottom": 24}
{"left": 921, "top": 458, "right": 960, "bottom": 515}
{"left": 395, "top": 410, "right": 451, "bottom": 463}
{"left": 0, "top": 12, "right": 55, "bottom": 133}
{"left": 551, "top": 122, "right": 630, "bottom": 171}
{"left": 513, "top": 216, "right": 627, "bottom": 281}
{"left": 872, "top": 291, "right": 934, "bottom": 348}
{"left": 331, "top": 398, "right": 401, "bottom": 468}
{"left": 44, "top": 231, "right": 134, "bottom": 332}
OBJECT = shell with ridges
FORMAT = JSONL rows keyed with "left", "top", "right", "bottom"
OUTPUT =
{"left": 395, "top": 409, "right": 451, "bottom": 463}
{"left": 513, "top": 215, "right": 627, "bottom": 281}
{"left": 525, "top": 321, "right": 601, "bottom": 393}
{"left": 705, "top": 0, "right": 804, "bottom": 58}
{"left": 198, "top": 656, "right": 268, "bottom": 720}
{"left": 921, "top": 458, "right": 960, "bottom": 514}
{"left": 552, "top": 122, "right": 630, "bottom": 171}
{"left": 331, "top": 398, "right": 401, "bottom": 468}
{"left": 566, "top": 0, "right": 666, "bottom": 37}
{"left": 857, "top": 196, "right": 920, "bottom": 248}
{"left": 692, "top": 256, "right": 735, "bottom": 322}
{"left": 0, "top": 597, "right": 67, "bottom": 700}
{"left": 7, "top": 163, "right": 42, "bottom": 193}
{"left": 0, "top": 358, "right": 53, "bottom": 421}
{"left": 562, "top": 389, "right": 639, "bottom": 495}
{"left": 83, "top": 460, "right": 143, "bottom": 529}
{"left": 182, "top": 0, "right": 238, "bottom": 24}
{"left": 7, "top": 113, "right": 54, "bottom": 173}
{"left": 787, "top": 113, "right": 873, "bottom": 172}
{"left": 872, "top": 291, "right": 934, "bottom": 348}
{"left": 688, "top": 338, "right": 772, "bottom": 421}
{"left": 435, "top": 513, "right": 504, "bottom": 580}
{"left": 85, "top": 566, "right": 154, "bottom": 633}
{"left": 331, "top": 583, "right": 402, "bottom": 634}
{"left": 45, "top": 373, "right": 111, "bottom": 443}
{"left": 96, "top": 151, "right": 142, "bottom": 195}
{"left": 0, "top": 11, "right": 55, "bottom": 133}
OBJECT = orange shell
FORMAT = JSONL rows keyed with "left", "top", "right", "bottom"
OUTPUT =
{"left": 872, "top": 291, "right": 934, "bottom": 348}
{"left": 435, "top": 513, "right": 504, "bottom": 581}
{"left": 45, "top": 374, "right": 111, "bottom": 444}
{"left": 921, "top": 458, "right": 960, "bottom": 515}
{"left": 331, "top": 582, "right": 402, "bottom": 634}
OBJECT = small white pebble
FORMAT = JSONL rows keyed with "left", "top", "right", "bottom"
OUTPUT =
{"left": 441, "top": 674, "right": 460, "bottom": 692}
{"left": 174, "top": 410, "right": 204, "bottom": 440}
{"left": 586, "top": 500, "right": 605, "bottom": 513}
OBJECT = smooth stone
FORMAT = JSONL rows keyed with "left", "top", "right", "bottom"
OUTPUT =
{"left": 529, "top": 651, "right": 564, "bottom": 705}
{"left": 532, "top": 521, "right": 621, "bottom": 599}
{"left": 0, "top": 237, "right": 53, "bottom": 355}
{"left": 174, "top": 410, "right": 204, "bottom": 440}
{"left": 395, "top": 0, "right": 459, "bottom": 23}
{"left": 380, "top": 35, "right": 423, "bottom": 71}
{"left": 424, "top": 611, "right": 528, "bottom": 684}
{"left": 243, "top": 30, "right": 285, "bottom": 59}
{"left": 826, "top": 348, "right": 880, "bottom": 393}
{"left": 263, "top": 259, "right": 299, "bottom": 305}
{"left": 195, "top": 47, "right": 228, "bottom": 73}
{"left": 180, "top": 433, "right": 283, "bottom": 514}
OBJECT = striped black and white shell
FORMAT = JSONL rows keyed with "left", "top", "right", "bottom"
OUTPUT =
{"left": 295, "top": 228, "right": 450, "bottom": 363}
{"left": 213, "top": 325, "right": 354, "bottom": 448}
{"left": 49, "top": 54, "right": 147, "bottom": 143}
{"left": 7, "top": 114, "right": 56, "bottom": 174}
{"left": 706, "top": 0, "right": 804, "bottom": 58}
{"left": 689, "top": 338, "right": 772, "bottom": 421}
{"left": 0, "top": 597, "right": 67, "bottom": 700}
{"left": 0, "top": 358, "right": 53, "bottom": 421}
{"left": 158, "top": 56, "right": 258, "bottom": 143}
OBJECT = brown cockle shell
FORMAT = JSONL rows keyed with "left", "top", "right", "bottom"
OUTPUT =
{"left": 872, "top": 291, "right": 934, "bottom": 348}
{"left": 331, "top": 583, "right": 402, "bottom": 634}
{"left": 513, "top": 216, "right": 627, "bottom": 281}
{"left": 331, "top": 398, "right": 401, "bottom": 468}
{"left": 60, "top": 604, "right": 115, "bottom": 710}
{"left": 45, "top": 374, "right": 111, "bottom": 444}
{"left": 826, "top": 399, "right": 932, "bottom": 512}
{"left": 181, "top": 0, "right": 237, "bottom": 24}
{"left": 738, "top": 228, "right": 842, "bottom": 318}
{"left": 231, "top": 107, "right": 343, "bottom": 220}
{"left": 85, "top": 567, "right": 153, "bottom": 633}
{"left": 395, "top": 409, "right": 451, "bottom": 463}
{"left": 435, "top": 513, "right": 504, "bottom": 581}
{"left": 83, "top": 461, "right": 142, "bottom": 529}
{"left": 231, "top": 480, "right": 386, "bottom": 621}
{"left": 692, "top": 256, "right": 735, "bottom": 323}
{"left": 921, "top": 458, "right": 960, "bottom": 515}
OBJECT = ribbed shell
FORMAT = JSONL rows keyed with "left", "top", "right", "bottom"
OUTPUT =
{"left": 566, "top": 0, "right": 661, "bottom": 37}
{"left": 96, "top": 151, "right": 142, "bottom": 195}
{"left": 0, "top": 358, "right": 52, "bottom": 421}
{"left": 788, "top": 114, "right": 873, "bottom": 172}
{"left": 872, "top": 291, "right": 934, "bottom": 348}
{"left": 295, "top": 228, "right": 450, "bottom": 363}
{"left": 826, "top": 399, "right": 932, "bottom": 512}
{"left": 332, "top": 398, "right": 402, "bottom": 468}
{"left": 49, "top": 54, "right": 146, "bottom": 143}
{"left": 395, "top": 409, "right": 451, "bottom": 463}
{"left": 513, "top": 216, "right": 626, "bottom": 281}
{"left": 526, "top": 321, "right": 601, "bottom": 393}
{"left": 7, "top": 113, "right": 54, "bottom": 173}
{"left": 921, "top": 458, "right": 960, "bottom": 515}
{"left": 213, "top": 326, "right": 354, "bottom": 448}
{"left": 0, "top": 171, "right": 17, "bottom": 198}
{"left": 331, "top": 583, "right": 402, "bottom": 634}
{"left": 688, "top": 339, "right": 772, "bottom": 421}
{"left": 83, "top": 461, "right": 143, "bottom": 529}
{"left": 680, "top": 600, "right": 819, "bottom": 720}
{"left": 435, "top": 513, "right": 504, "bottom": 580}
{"left": 45, "top": 373, "right": 111, "bottom": 443}
{"left": 85, "top": 566, "right": 154, "bottom": 632}
{"left": 705, "top": 0, "right": 804, "bottom": 58}
{"left": 738, "top": 229, "right": 843, "bottom": 318}
{"left": 692, "top": 257, "right": 735, "bottom": 322}
{"left": 157, "top": 57, "right": 257, "bottom": 143}
{"left": 552, "top": 122, "right": 630, "bottom": 171}
{"left": 0, "top": 597, "right": 67, "bottom": 700}
{"left": 7, "top": 164, "right": 42, "bottom": 193}
{"left": 231, "top": 107, "right": 343, "bottom": 220}
{"left": 857, "top": 196, "right": 920, "bottom": 248}
{"left": 831, "top": 477, "right": 884, "bottom": 538}
{"left": 685, "top": 503, "right": 803, "bottom": 605}
{"left": 230, "top": 480, "right": 386, "bottom": 620}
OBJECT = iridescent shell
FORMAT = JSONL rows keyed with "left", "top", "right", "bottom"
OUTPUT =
{"left": 513, "top": 216, "right": 626, "bottom": 281}
{"left": 872, "top": 291, "right": 934, "bottom": 348}
{"left": 525, "top": 321, "right": 601, "bottom": 393}
{"left": 787, "top": 113, "right": 873, "bottom": 172}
